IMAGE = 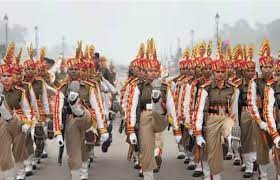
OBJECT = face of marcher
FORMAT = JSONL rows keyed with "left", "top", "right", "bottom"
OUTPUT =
{"left": 25, "top": 66, "right": 37, "bottom": 80}
{"left": 214, "top": 68, "right": 226, "bottom": 81}
{"left": 227, "top": 67, "right": 235, "bottom": 77}
{"left": 188, "top": 68, "right": 195, "bottom": 77}
{"left": 147, "top": 67, "right": 158, "bottom": 81}
{"left": 202, "top": 65, "right": 212, "bottom": 79}
{"left": 61, "top": 63, "right": 67, "bottom": 73}
{"left": 80, "top": 69, "right": 90, "bottom": 80}
{"left": 244, "top": 68, "right": 255, "bottom": 80}
{"left": 137, "top": 68, "right": 145, "bottom": 78}
{"left": 1, "top": 72, "right": 13, "bottom": 89}
{"left": 13, "top": 71, "right": 23, "bottom": 84}
{"left": 275, "top": 69, "right": 280, "bottom": 78}
{"left": 67, "top": 66, "right": 80, "bottom": 80}
{"left": 195, "top": 67, "right": 202, "bottom": 78}
{"left": 180, "top": 67, "right": 188, "bottom": 75}
{"left": 39, "top": 68, "right": 48, "bottom": 77}
{"left": 261, "top": 63, "right": 273, "bottom": 80}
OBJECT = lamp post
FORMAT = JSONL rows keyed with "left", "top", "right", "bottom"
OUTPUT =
{"left": 215, "top": 13, "right": 220, "bottom": 45}
{"left": 34, "top": 26, "right": 39, "bottom": 58}
{"left": 62, "top": 35, "right": 65, "bottom": 58}
{"left": 190, "top": 29, "right": 194, "bottom": 49}
{"left": 3, "top": 14, "right": 9, "bottom": 48}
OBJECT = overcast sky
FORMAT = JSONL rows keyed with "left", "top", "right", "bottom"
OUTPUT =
{"left": 0, "top": 0, "right": 280, "bottom": 65}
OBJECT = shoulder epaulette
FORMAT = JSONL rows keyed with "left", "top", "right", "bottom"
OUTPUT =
{"left": 182, "top": 76, "right": 193, "bottom": 83}
{"left": 15, "top": 86, "right": 26, "bottom": 93}
{"left": 36, "top": 77, "right": 44, "bottom": 81}
{"left": 83, "top": 80, "right": 96, "bottom": 87}
{"left": 171, "top": 75, "right": 180, "bottom": 82}
{"left": 129, "top": 77, "right": 139, "bottom": 84}
{"left": 191, "top": 78, "right": 200, "bottom": 86}
{"left": 177, "top": 74, "right": 185, "bottom": 81}
{"left": 132, "top": 78, "right": 143, "bottom": 86}
{"left": 58, "top": 82, "right": 68, "bottom": 90}
{"left": 266, "top": 77, "right": 277, "bottom": 86}
{"left": 167, "top": 79, "right": 174, "bottom": 84}
{"left": 228, "top": 77, "right": 242, "bottom": 88}
{"left": 200, "top": 80, "right": 211, "bottom": 88}
{"left": 88, "top": 79, "right": 99, "bottom": 85}
{"left": 22, "top": 81, "right": 32, "bottom": 86}
{"left": 162, "top": 81, "right": 171, "bottom": 87}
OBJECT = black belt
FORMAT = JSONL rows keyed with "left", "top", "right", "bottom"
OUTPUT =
{"left": 208, "top": 109, "right": 229, "bottom": 114}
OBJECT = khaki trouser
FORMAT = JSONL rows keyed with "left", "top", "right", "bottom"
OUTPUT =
{"left": 12, "top": 133, "right": 29, "bottom": 163}
{"left": 254, "top": 123, "right": 270, "bottom": 165}
{"left": 0, "top": 115, "right": 22, "bottom": 171}
{"left": 155, "top": 132, "right": 164, "bottom": 150}
{"left": 177, "top": 125, "right": 189, "bottom": 153}
{"left": 26, "top": 135, "right": 34, "bottom": 156}
{"left": 139, "top": 110, "right": 168, "bottom": 172}
{"left": 65, "top": 109, "right": 92, "bottom": 170}
{"left": 240, "top": 110, "right": 257, "bottom": 153}
{"left": 273, "top": 146, "right": 280, "bottom": 175}
{"left": 205, "top": 114, "right": 234, "bottom": 175}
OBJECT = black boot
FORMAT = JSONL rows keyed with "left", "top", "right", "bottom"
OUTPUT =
{"left": 240, "top": 165, "right": 246, "bottom": 172}
{"left": 253, "top": 161, "right": 258, "bottom": 171}
{"left": 187, "top": 163, "right": 196, "bottom": 170}
{"left": 34, "top": 124, "right": 45, "bottom": 158}
{"left": 192, "top": 170, "right": 203, "bottom": 177}
{"left": 177, "top": 154, "right": 185, "bottom": 159}
{"left": 153, "top": 168, "right": 160, "bottom": 173}
{"left": 243, "top": 172, "right": 253, "bottom": 178}
{"left": 233, "top": 159, "right": 241, "bottom": 166}
{"left": 184, "top": 157, "right": 190, "bottom": 164}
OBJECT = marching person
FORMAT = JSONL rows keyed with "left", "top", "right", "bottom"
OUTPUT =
{"left": 125, "top": 39, "right": 181, "bottom": 180}
{"left": 247, "top": 40, "right": 274, "bottom": 180}
{"left": 224, "top": 44, "right": 242, "bottom": 165}
{"left": 191, "top": 41, "right": 213, "bottom": 177}
{"left": 23, "top": 44, "right": 52, "bottom": 161}
{"left": 171, "top": 48, "right": 191, "bottom": 162}
{"left": 0, "top": 42, "right": 33, "bottom": 180}
{"left": 53, "top": 41, "right": 109, "bottom": 180}
{"left": 120, "top": 55, "right": 143, "bottom": 174}
{"left": 235, "top": 45, "right": 258, "bottom": 178}
{"left": 12, "top": 46, "right": 39, "bottom": 178}
{"left": 263, "top": 53, "right": 280, "bottom": 180}
{"left": 193, "top": 42, "right": 240, "bottom": 180}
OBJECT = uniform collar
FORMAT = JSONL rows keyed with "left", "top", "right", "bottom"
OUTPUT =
{"left": 211, "top": 80, "right": 230, "bottom": 89}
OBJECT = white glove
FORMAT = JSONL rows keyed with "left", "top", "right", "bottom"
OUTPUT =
{"left": 68, "top": 91, "right": 79, "bottom": 104}
{"left": 68, "top": 92, "right": 84, "bottom": 116}
{"left": 273, "top": 136, "right": 280, "bottom": 149}
{"left": 188, "top": 129, "right": 193, "bottom": 136}
{"left": 0, "top": 95, "right": 13, "bottom": 120}
{"left": 45, "top": 117, "right": 51, "bottom": 123}
{"left": 30, "top": 127, "right": 35, "bottom": 141}
{"left": 175, "top": 135, "right": 182, "bottom": 144}
{"left": 56, "top": 135, "right": 64, "bottom": 147}
{"left": 43, "top": 126, "right": 48, "bottom": 137}
{"left": 129, "top": 133, "right": 137, "bottom": 145}
{"left": 22, "top": 124, "right": 31, "bottom": 135}
{"left": 151, "top": 79, "right": 162, "bottom": 103}
{"left": 196, "top": 135, "right": 206, "bottom": 147}
{"left": 259, "top": 121, "right": 268, "bottom": 131}
{"left": 100, "top": 132, "right": 109, "bottom": 143}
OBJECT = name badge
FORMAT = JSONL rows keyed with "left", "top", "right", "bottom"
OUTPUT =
{"left": 146, "top": 103, "right": 152, "bottom": 110}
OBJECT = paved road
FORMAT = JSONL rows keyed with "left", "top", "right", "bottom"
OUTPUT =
{"left": 29, "top": 120, "right": 276, "bottom": 180}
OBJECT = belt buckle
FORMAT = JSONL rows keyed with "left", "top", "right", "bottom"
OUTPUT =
{"left": 146, "top": 103, "right": 152, "bottom": 110}
{"left": 218, "top": 107, "right": 225, "bottom": 115}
